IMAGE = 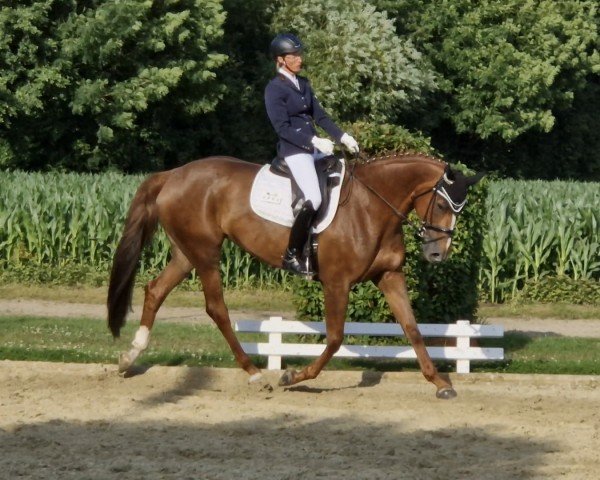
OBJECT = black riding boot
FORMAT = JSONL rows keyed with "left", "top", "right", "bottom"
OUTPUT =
{"left": 282, "top": 201, "right": 316, "bottom": 276}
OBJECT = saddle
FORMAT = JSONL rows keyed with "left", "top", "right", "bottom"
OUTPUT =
{"left": 269, "top": 154, "right": 343, "bottom": 224}
{"left": 249, "top": 155, "right": 346, "bottom": 279}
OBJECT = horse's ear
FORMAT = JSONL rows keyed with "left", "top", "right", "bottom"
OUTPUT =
{"left": 443, "top": 166, "right": 457, "bottom": 184}
{"left": 466, "top": 171, "right": 485, "bottom": 187}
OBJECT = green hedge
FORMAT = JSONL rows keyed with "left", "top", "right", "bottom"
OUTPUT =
{"left": 518, "top": 277, "right": 600, "bottom": 306}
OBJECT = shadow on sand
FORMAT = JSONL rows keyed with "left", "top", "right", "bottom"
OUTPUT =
{"left": 1, "top": 409, "right": 555, "bottom": 480}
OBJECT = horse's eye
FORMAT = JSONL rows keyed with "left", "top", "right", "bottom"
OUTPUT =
{"left": 436, "top": 202, "right": 447, "bottom": 211}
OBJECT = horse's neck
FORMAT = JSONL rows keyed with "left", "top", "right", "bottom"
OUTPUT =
{"left": 358, "top": 158, "right": 443, "bottom": 213}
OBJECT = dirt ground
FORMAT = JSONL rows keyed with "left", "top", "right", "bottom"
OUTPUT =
{"left": 1, "top": 360, "right": 599, "bottom": 480}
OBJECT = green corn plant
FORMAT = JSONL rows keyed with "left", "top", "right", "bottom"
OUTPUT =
{"left": 1, "top": 171, "right": 598, "bottom": 295}
{"left": 481, "top": 202, "right": 511, "bottom": 302}
{"left": 569, "top": 240, "right": 600, "bottom": 281}
{"left": 483, "top": 178, "right": 599, "bottom": 302}
{"left": 554, "top": 217, "right": 575, "bottom": 277}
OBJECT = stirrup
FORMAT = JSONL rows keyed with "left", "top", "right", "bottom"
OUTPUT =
{"left": 282, "top": 249, "right": 314, "bottom": 278}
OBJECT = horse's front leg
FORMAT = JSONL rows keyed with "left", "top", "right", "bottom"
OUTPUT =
{"left": 279, "top": 281, "right": 349, "bottom": 386}
{"left": 377, "top": 271, "right": 457, "bottom": 399}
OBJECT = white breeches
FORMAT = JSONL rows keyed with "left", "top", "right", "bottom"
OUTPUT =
{"left": 284, "top": 152, "right": 324, "bottom": 210}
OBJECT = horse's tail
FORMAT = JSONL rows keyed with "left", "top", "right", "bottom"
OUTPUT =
{"left": 107, "top": 171, "right": 170, "bottom": 338}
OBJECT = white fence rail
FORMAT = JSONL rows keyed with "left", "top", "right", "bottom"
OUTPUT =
{"left": 234, "top": 317, "right": 504, "bottom": 373}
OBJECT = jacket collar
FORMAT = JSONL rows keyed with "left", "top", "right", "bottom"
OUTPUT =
{"left": 276, "top": 73, "right": 305, "bottom": 93}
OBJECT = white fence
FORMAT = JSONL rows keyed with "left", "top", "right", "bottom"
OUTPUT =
{"left": 234, "top": 317, "right": 504, "bottom": 373}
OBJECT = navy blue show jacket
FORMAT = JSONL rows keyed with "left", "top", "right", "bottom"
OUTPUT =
{"left": 264, "top": 74, "right": 344, "bottom": 157}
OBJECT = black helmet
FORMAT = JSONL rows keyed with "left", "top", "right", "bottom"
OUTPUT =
{"left": 270, "top": 33, "right": 303, "bottom": 59}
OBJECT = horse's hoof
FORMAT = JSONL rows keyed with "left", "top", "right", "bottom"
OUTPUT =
{"left": 436, "top": 387, "right": 457, "bottom": 400}
{"left": 278, "top": 369, "right": 296, "bottom": 387}
{"left": 118, "top": 353, "right": 133, "bottom": 374}
{"left": 248, "top": 372, "right": 263, "bottom": 384}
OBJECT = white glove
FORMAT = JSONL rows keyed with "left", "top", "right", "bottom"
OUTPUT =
{"left": 341, "top": 133, "right": 359, "bottom": 153}
{"left": 311, "top": 136, "right": 335, "bottom": 155}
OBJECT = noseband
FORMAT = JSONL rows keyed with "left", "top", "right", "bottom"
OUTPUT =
{"left": 350, "top": 166, "right": 457, "bottom": 244}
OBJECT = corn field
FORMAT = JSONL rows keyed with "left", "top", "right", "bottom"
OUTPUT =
{"left": 1, "top": 171, "right": 598, "bottom": 300}
{"left": 0, "top": 171, "right": 291, "bottom": 289}
{"left": 481, "top": 179, "right": 600, "bottom": 302}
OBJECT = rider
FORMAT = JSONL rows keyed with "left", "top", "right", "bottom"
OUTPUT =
{"left": 265, "top": 33, "right": 359, "bottom": 276}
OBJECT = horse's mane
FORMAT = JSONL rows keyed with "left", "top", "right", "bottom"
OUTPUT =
{"left": 354, "top": 151, "right": 446, "bottom": 168}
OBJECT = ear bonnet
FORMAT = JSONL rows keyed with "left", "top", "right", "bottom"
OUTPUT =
{"left": 435, "top": 167, "right": 484, "bottom": 213}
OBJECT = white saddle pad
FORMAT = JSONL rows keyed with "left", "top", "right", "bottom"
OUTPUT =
{"left": 249, "top": 158, "right": 345, "bottom": 234}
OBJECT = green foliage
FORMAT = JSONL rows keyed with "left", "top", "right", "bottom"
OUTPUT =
{"left": 199, "top": 0, "right": 276, "bottom": 162}
{"left": 2, "top": 170, "right": 598, "bottom": 307}
{"left": 0, "top": 0, "right": 227, "bottom": 171}
{"left": 481, "top": 179, "right": 600, "bottom": 303}
{"left": 0, "top": 260, "right": 108, "bottom": 287}
{"left": 372, "top": 0, "right": 600, "bottom": 181}
{"left": 1, "top": 0, "right": 597, "bottom": 182}
{"left": 0, "top": 170, "right": 290, "bottom": 289}
{"left": 271, "top": 0, "right": 436, "bottom": 123}
{"left": 518, "top": 277, "right": 600, "bottom": 306}
{"left": 348, "top": 121, "right": 434, "bottom": 156}
{"left": 487, "top": 79, "right": 600, "bottom": 180}
{"left": 393, "top": 0, "right": 598, "bottom": 142}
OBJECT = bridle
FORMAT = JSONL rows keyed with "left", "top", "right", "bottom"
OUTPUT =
{"left": 345, "top": 158, "right": 457, "bottom": 244}
{"left": 412, "top": 178, "right": 456, "bottom": 244}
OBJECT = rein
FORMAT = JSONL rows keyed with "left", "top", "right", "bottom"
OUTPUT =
{"left": 344, "top": 153, "right": 455, "bottom": 242}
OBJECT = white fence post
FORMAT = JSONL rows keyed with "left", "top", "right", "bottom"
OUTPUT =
{"left": 455, "top": 320, "right": 471, "bottom": 374}
{"left": 267, "top": 316, "right": 282, "bottom": 370}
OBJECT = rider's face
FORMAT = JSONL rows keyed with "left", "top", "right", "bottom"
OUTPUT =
{"left": 279, "top": 53, "right": 303, "bottom": 74}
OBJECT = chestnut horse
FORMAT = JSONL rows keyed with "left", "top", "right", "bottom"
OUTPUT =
{"left": 107, "top": 153, "right": 482, "bottom": 398}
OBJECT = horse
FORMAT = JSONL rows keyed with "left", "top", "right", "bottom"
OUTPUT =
{"left": 107, "top": 152, "right": 483, "bottom": 399}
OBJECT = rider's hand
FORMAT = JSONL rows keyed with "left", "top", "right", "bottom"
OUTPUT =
{"left": 311, "top": 136, "right": 335, "bottom": 155}
{"left": 341, "top": 133, "right": 359, "bottom": 153}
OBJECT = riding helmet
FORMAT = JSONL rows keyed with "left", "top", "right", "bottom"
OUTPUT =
{"left": 270, "top": 33, "right": 303, "bottom": 58}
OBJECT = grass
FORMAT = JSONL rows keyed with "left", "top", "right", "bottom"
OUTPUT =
{"left": 0, "top": 316, "right": 244, "bottom": 368}
{"left": 478, "top": 302, "right": 600, "bottom": 320}
{"left": 1, "top": 283, "right": 598, "bottom": 375}
{"left": 1, "top": 316, "right": 598, "bottom": 375}
{"left": 474, "top": 334, "right": 600, "bottom": 374}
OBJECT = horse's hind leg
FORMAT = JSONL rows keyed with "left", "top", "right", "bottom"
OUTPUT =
{"left": 119, "top": 246, "right": 192, "bottom": 373}
{"left": 196, "top": 260, "right": 262, "bottom": 382}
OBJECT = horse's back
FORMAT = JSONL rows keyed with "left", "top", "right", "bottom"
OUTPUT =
{"left": 154, "top": 156, "right": 263, "bottom": 233}
{"left": 181, "top": 155, "right": 260, "bottom": 179}
{"left": 159, "top": 156, "right": 259, "bottom": 197}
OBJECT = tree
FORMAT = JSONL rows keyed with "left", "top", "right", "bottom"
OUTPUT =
{"left": 0, "top": 0, "right": 227, "bottom": 171}
{"left": 371, "top": 0, "right": 599, "bottom": 179}
{"left": 271, "top": 0, "right": 436, "bottom": 124}
{"left": 388, "top": 0, "right": 598, "bottom": 142}
{"left": 197, "top": 0, "right": 277, "bottom": 162}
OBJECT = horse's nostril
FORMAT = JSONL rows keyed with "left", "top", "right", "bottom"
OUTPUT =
{"left": 428, "top": 252, "right": 442, "bottom": 262}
